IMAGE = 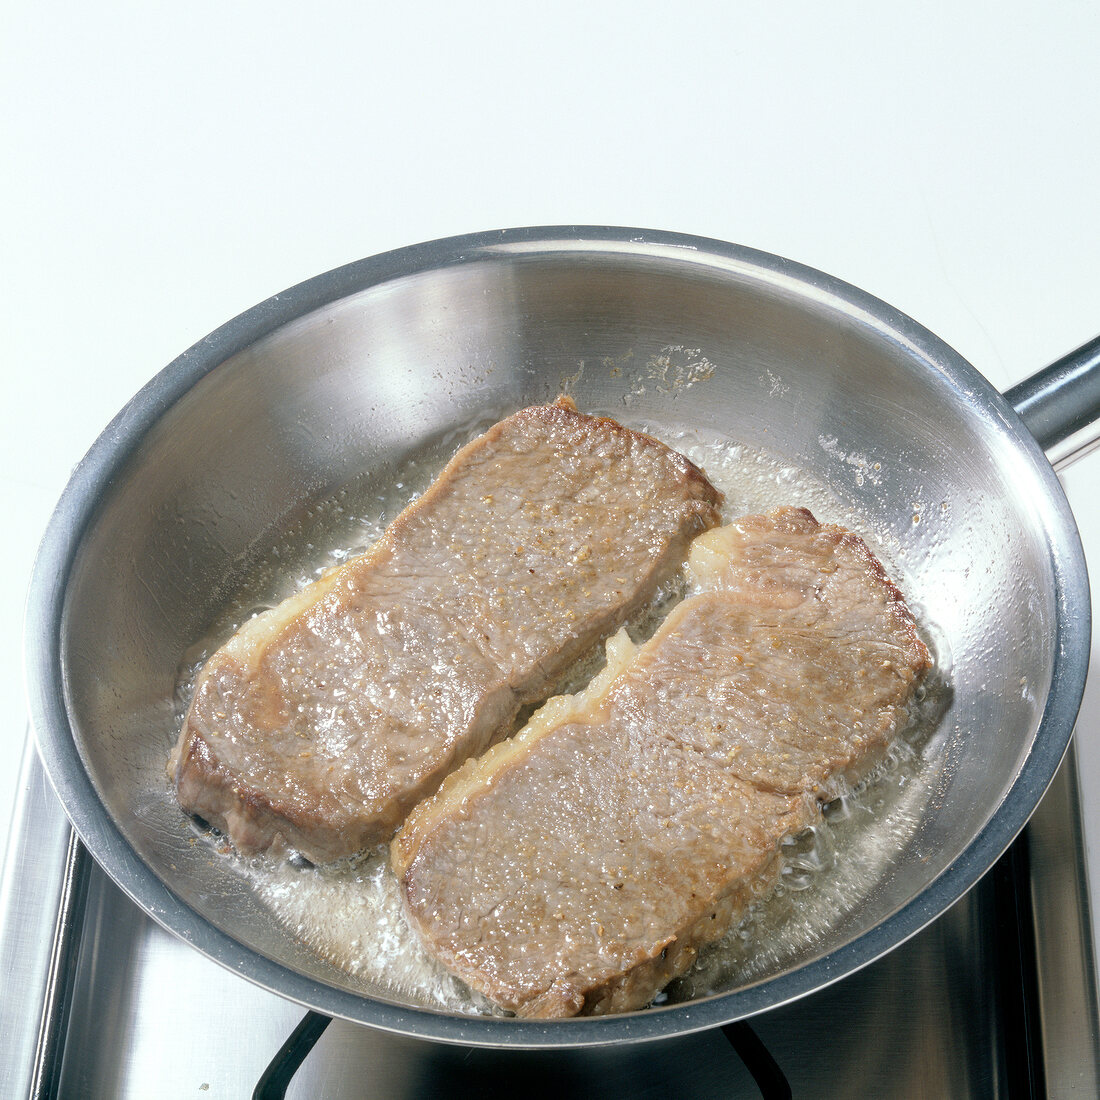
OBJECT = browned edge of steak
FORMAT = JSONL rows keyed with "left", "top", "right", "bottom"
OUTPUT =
{"left": 392, "top": 506, "right": 932, "bottom": 1016}
{"left": 171, "top": 397, "right": 723, "bottom": 863}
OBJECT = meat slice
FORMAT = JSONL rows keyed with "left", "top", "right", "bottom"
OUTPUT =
{"left": 172, "top": 398, "right": 722, "bottom": 863}
{"left": 392, "top": 507, "right": 931, "bottom": 1017}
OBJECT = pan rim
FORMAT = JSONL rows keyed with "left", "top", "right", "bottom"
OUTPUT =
{"left": 23, "top": 225, "right": 1091, "bottom": 1047}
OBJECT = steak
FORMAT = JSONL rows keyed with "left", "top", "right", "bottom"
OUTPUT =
{"left": 393, "top": 507, "right": 931, "bottom": 1017}
{"left": 172, "top": 398, "right": 722, "bottom": 863}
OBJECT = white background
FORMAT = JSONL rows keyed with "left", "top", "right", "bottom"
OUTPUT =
{"left": 3, "top": 2, "right": 1099, "bottom": 919}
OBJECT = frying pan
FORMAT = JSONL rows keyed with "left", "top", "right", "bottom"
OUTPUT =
{"left": 25, "top": 227, "right": 1100, "bottom": 1047}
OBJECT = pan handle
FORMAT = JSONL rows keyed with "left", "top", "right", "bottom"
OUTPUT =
{"left": 1004, "top": 334, "right": 1100, "bottom": 470}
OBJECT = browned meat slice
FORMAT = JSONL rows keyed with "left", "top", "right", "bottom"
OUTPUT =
{"left": 393, "top": 507, "right": 930, "bottom": 1017}
{"left": 172, "top": 398, "right": 722, "bottom": 863}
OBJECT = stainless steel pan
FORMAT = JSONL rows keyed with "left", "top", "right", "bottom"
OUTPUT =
{"left": 25, "top": 227, "right": 1100, "bottom": 1046}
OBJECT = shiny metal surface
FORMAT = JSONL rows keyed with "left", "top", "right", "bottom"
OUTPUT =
{"left": 1005, "top": 333, "right": 1100, "bottom": 452}
{"left": 0, "top": 738, "right": 81, "bottom": 1100}
{"left": 24, "top": 227, "right": 1094, "bottom": 1044}
{"left": 1028, "top": 743, "right": 1100, "bottom": 1096}
{"left": 3, "top": 736, "right": 1092, "bottom": 1097}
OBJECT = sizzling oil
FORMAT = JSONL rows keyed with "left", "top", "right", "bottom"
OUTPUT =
{"left": 174, "top": 413, "right": 948, "bottom": 1014}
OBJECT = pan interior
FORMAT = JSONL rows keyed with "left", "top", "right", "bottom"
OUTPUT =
{"left": 55, "top": 241, "right": 1063, "bottom": 1027}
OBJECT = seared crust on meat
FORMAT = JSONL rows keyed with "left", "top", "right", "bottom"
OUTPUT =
{"left": 172, "top": 398, "right": 722, "bottom": 863}
{"left": 393, "top": 507, "right": 930, "bottom": 1016}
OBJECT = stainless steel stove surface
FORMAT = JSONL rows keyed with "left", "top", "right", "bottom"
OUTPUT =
{"left": 3, "top": 716, "right": 1098, "bottom": 1099}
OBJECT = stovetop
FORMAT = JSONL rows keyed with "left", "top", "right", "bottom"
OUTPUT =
{"left": 2, "top": 717, "right": 1098, "bottom": 1099}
